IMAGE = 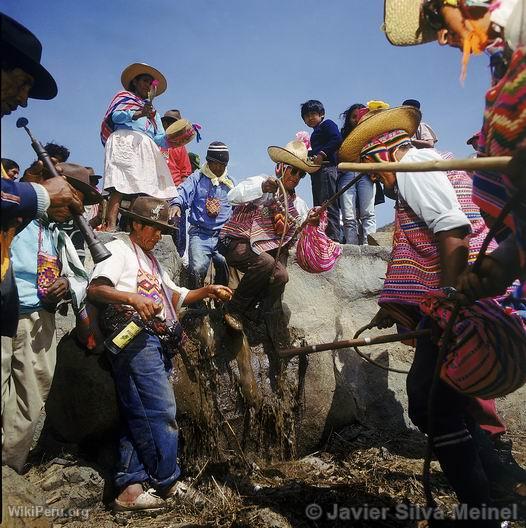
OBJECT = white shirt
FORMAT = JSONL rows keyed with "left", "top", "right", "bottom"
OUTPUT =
{"left": 396, "top": 148, "right": 471, "bottom": 235}
{"left": 90, "top": 238, "right": 189, "bottom": 317}
{"left": 227, "top": 174, "right": 310, "bottom": 222}
{"left": 413, "top": 122, "right": 438, "bottom": 145}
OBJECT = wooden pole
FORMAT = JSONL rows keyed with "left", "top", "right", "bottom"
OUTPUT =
{"left": 278, "top": 329, "right": 431, "bottom": 359}
{"left": 337, "top": 156, "right": 511, "bottom": 174}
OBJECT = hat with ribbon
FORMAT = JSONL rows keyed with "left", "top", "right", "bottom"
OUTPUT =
{"left": 57, "top": 163, "right": 102, "bottom": 205}
{"left": 120, "top": 63, "right": 167, "bottom": 95}
{"left": 1, "top": 13, "right": 58, "bottom": 99}
{"left": 119, "top": 196, "right": 175, "bottom": 233}
{"left": 338, "top": 105, "right": 421, "bottom": 162}
{"left": 165, "top": 118, "right": 198, "bottom": 147}
{"left": 267, "top": 140, "right": 321, "bottom": 174}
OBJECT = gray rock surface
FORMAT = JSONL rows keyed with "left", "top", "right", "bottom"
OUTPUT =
{"left": 46, "top": 235, "right": 525, "bottom": 465}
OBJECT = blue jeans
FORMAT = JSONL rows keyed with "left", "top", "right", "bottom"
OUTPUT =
{"left": 188, "top": 225, "right": 229, "bottom": 288}
{"left": 339, "top": 172, "right": 376, "bottom": 245}
{"left": 108, "top": 332, "right": 181, "bottom": 491}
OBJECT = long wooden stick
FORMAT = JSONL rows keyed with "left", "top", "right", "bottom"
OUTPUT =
{"left": 278, "top": 329, "right": 431, "bottom": 358}
{"left": 338, "top": 156, "right": 511, "bottom": 173}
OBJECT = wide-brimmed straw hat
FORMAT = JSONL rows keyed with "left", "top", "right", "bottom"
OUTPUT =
{"left": 57, "top": 163, "right": 102, "bottom": 205}
{"left": 120, "top": 63, "right": 167, "bottom": 95}
{"left": 338, "top": 106, "right": 422, "bottom": 162}
{"left": 119, "top": 196, "right": 175, "bottom": 233}
{"left": 267, "top": 140, "right": 321, "bottom": 174}
{"left": 165, "top": 118, "right": 196, "bottom": 147}
{"left": 383, "top": 0, "right": 437, "bottom": 46}
{"left": 1, "top": 13, "right": 58, "bottom": 99}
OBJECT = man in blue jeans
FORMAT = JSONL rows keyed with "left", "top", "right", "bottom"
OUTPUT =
{"left": 88, "top": 196, "right": 231, "bottom": 511}
{"left": 169, "top": 142, "right": 233, "bottom": 288}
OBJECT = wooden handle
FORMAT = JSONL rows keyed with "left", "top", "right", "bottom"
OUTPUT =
{"left": 337, "top": 156, "right": 512, "bottom": 173}
{"left": 278, "top": 329, "right": 431, "bottom": 358}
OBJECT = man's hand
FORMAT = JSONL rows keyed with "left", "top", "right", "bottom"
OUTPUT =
{"left": 262, "top": 177, "right": 279, "bottom": 194}
{"left": 370, "top": 307, "right": 396, "bottom": 329}
{"left": 128, "top": 293, "right": 162, "bottom": 322}
{"left": 312, "top": 154, "right": 325, "bottom": 166}
{"left": 24, "top": 158, "right": 63, "bottom": 182}
{"left": 41, "top": 178, "right": 84, "bottom": 215}
{"left": 41, "top": 277, "right": 69, "bottom": 304}
{"left": 206, "top": 284, "right": 233, "bottom": 300}
{"left": 306, "top": 208, "right": 321, "bottom": 226}
{"left": 456, "top": 256, "right": 509, "bottom": 303}
{"left": 134, "top": 102, "right": 156, "bottom": 120}
{"left": 168, "top": 205, "right": 182, "bottom": 221}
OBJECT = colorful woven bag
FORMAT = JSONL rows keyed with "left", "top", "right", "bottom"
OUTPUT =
{"left": 420, "top": 290, "right": 526, "bottom": 399}
{"left": 295, "top": 210, "right": 342, "bottom": 274}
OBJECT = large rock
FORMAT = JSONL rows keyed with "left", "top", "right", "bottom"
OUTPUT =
{"left": 46, "top": 235, "right": 525, "bottom": 465}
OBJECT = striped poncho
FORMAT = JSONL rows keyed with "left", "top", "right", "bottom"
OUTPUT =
{"left": 379, "top": 156, "right": 496, "bottom": 330}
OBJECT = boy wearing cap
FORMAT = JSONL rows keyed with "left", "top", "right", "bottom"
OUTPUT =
{"left": 160, "top": 110, "right": 192, "bottom": 187}
{"left": 169, "top": 142, "right": 233, "bottom": 288}
{"left": 2, "top": 163, "right": 100, "bottom": 473}
{"left": 88, "top": 196, "right": 230, "bottom": 511}
{"left": 402, "top": 99, "right": 438, "bottom": 149}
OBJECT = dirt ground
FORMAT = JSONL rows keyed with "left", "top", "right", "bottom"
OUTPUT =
{"left": 19, "top": 424, "right": 526, "bottom": 528}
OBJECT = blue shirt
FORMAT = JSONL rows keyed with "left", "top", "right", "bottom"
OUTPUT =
{"left": 171, "top": 172, "right": 233, "bottom": 233}
{"left": 309, "top": 119, "right": 342, "bottom": 166}
{"left": 11, "top": 219, "right": 58, "bottom": 313}
{"left": 111, "top": 109, "right": 167, "bottom": 147}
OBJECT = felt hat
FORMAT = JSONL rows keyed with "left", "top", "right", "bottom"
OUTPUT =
{"left": 120, "top": 63, "right": 167, "bottom": 95}
{"left": 119, "top": 196, "right": 175, "bottom": 233}
{"left": 58, "top": 163, "right": 103, "bottom": 205}
{"left": 467, "top": 131, "right": 481, "bottom": 145}
{"left": 85, "top": 166, "right": 102, "bottom": 183}
{"left": 188, "top": 152, "right": 201, "bottom": 172}
{"left": 338, "top": 106, "right": 422, "bottom": 162}
{"left": 383, "top": 0, "right": 437, "bottom": 46}
{"left": 206, "top": 142, "right": 229, "bottom": 165}
{"left": 1, "top": 13, "right": 58, "bottom": 99}
{"left": 161, "top": 109, "right": 181, "bottom": 126}
{"left": 165, "top": 119, "right": 197, "bottom": 147}
{"left": 267, "top": 140, "right": 321, "bottom": 174}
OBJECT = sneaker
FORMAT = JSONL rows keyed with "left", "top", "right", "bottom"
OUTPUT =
{"left": 113, "top": 488, "right": 166, "bottom": 512}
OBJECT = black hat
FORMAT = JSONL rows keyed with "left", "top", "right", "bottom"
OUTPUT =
{"left": 1, "top": 13, "right": 57, "bottom": 100}
{"left": 206, "top": 141, "right": 229, "bottom": 165}
{"left": 402, "top": 99, "right": 421, "bottom": 109}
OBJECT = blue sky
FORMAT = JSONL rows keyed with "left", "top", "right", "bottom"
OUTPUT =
{"left": 2, "top": 0, "right": 491, "bottom": 227}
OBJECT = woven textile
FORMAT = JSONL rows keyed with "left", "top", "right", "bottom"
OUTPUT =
{"left": 36, "top": 252, "right": 61, "bottom": 300}
{"left": 100, "top": 90, "right": 157, "bottom": 146}
{"left": 296, "top": 210, "right": 342, "bottom": 273}
{"left": 221, "top": 195, "right": 301, "bottom": 255}
{"left": 473, "top": 47, "right": 526, "bottom": 264}
{"left": 420, "top": 290, "right": 526, "bottom": 399}
{"left": 380, "top": 154, "right": 496, "bottom": 329}
{"left": 361, "top": 129, "right": 412, "bottom": 163}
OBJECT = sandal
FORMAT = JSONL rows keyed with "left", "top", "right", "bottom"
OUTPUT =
{"left": 113, "top": 488, "right": 166, "bottom": 512}
{"left": 159, "top": 481, "right": 206, "bottom": 509}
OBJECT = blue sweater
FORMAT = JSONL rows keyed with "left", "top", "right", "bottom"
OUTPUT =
{"left": 309, "top": 119, "right": 342, "bottom": 166}
{"left": 171, "top": 172, "right": 233, "bottom": 233}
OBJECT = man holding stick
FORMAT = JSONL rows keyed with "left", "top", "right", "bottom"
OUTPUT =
{"left": 338, "top": 105, "right": 516, "bottom": 526}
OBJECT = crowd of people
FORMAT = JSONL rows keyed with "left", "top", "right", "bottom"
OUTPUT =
{"left": 1, "top": 1, "right": 526, "bottom": 525}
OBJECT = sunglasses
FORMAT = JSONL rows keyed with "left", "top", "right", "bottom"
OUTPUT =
{"left": 283, "top": 164, "right": 306, "bottom": 178}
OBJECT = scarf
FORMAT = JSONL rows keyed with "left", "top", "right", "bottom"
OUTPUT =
{"left": 46, "top": 219, "right": 89, "bottom": 314}
{"left": 100, "top": 90, "right": 157, "bottom": 146}
{"left": 201, "top": 162, "right": 234, "bottom": 189}
{"left": 360, "top": 129, "right": 412, "bottom": 163}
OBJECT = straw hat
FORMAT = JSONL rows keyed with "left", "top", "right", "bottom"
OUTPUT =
{"left": 267, "top": 140, "right": 321, "bottom": 174}
{"left": 383, "top": 0, "right": 437, "bottom": 46}
{"left": 57, "top": 163, "right": 102, "bottom": 205}
{"left": 338, "top": 106, "right": 422, "bottom": 162}
{"left": 119, "top": 196, "right": 175, "bottom": 233}
{"left": 165, "top": 118, "right": 196, "bottom": 147}
{"left": 121, "top": 63, "right": 167, "bottom": 95}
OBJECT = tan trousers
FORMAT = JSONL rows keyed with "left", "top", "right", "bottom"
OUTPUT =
{"left": 1, "top": 310, "right": 57, "bottom": 473}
